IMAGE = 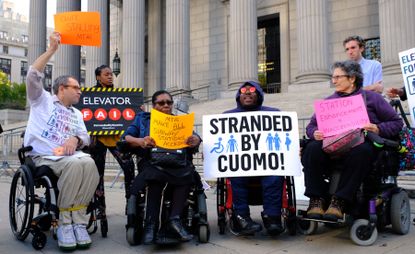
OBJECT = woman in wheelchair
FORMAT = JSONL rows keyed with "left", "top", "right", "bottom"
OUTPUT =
{"left": 302, "top": 60, "right": 403, "bottom": 221}
{"left": 122, "top": 90, "right": 201, "bottom": 244}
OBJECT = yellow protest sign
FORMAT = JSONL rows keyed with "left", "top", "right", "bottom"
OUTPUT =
{"left": 150, "top": 109, "right": 194, "bottom": 149}
{"left": 54, "top": 11, "right": 101, "bottom": 47}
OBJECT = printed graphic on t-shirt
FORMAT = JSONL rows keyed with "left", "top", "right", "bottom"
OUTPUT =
{"left": 41, "top": 106, "right": 79, "bottom": 145}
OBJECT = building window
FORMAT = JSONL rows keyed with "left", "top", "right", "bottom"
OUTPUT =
{"left": 21, "top": 61, "right": 28, "bottom": 83}
{"left": 2, "top": 45, "right": 8, "bottom": 54}
{"left": 363, "top": 38, "right": 381, "bottom": 62}
{"left": 21, "top": 34, "right": 28, "bottom": 43}
{"left": 0, "top": 58, "right": 11, "bottom": 80}
{"left": 44, "top": 64, "right": 53, "bottom": 91}
{"left": 0, "top": 31, "right": 7, "bottom": 39}
{"left": 24, "top": 48, "right": 28, "bottom": 57}
{"left": 80, "top": 69, "right": 86, "bottom": 86}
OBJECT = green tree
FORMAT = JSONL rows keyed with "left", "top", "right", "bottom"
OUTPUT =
{"left": 0, "top": 71, "right": 26, "bottom": 110}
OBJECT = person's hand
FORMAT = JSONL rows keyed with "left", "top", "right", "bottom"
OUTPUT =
{"left": 363, "top": 123, "right": 379, "bottom": 134}
{"left": 49, "top": 31, "right": 61, "bottom": 53}
{"left": 313, "top": 130, "right": 324, "bottom": 141}
{"left": 386, "top": 87, "right": 404, "bottom": 99}
{"left": 373, "top": 81, "right": 384, "bottom": 93}
{"left": 61, "top": 136, "right": 78, "bottom": 155}
{"left": 141, "top": 136, "right": 155, "bottom": 149}
{"left": 186, "top": 135, "right": 201, "bottom": 148}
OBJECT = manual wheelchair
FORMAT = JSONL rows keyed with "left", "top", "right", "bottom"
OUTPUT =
{"left": 297, "top": 132, "right": 411, "bottom": 246}
{"left": 9, "top": 146, "right": 108, "bottom": 250}
{"left": 216, "top": 176, "right": 297, "bottom": 236}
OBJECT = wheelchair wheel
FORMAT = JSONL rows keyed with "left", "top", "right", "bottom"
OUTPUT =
{"left": 350, "top": 219, "right": 378, "bottom": 246}
{"left": 101, "top": 219, "right": 108, "bottom": 237}
{"left": 391, "top": 191, "right": 411, "bottom": 235}
{"left": 198, "top": 224, "right": 210, "bottom": 243}
{"left": 9, "top": 166, "right": 35, "bottom": 241}
{"left": 32, "top": 231, "right": 47, "bottom": 250}
{"left": 297, "top": 219, "right": 318, "bottom": 235}
{"left": 126, "top": 227, "right": 141, "bottom": 246}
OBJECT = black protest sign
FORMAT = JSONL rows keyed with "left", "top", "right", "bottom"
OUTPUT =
{"left": 73, "top": 87, "right": 144, "bottom": 135}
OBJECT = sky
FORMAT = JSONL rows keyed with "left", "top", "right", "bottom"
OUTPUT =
{"left": 12, "top": 0, "right": 87, "bottom": 28}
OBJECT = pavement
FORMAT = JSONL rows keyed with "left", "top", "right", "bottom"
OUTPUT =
{"left": 2, "top": 173, "right": 415, "bottom": 254}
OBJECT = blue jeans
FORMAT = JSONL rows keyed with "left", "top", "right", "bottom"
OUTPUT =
{"left": 230, "top": 176, "right": 284, "bottom": 217}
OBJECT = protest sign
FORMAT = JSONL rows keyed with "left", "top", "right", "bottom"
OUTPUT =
{"left": 203, "top": 111, "right": 302, "bottom": 179}
{"left": 314, "top": 94, "right": 369, "bottom": 137}
{"left": 399, "top": 48, "right": 415, "bottom": 125}
{"left": 150, "top": 109, "right": 194, "bottom": 149}
{"left": 73, "top": 87, "right": 144, "bottom": 135}
{"left": 54, "top": 11, "right": 101, "bottom": 46}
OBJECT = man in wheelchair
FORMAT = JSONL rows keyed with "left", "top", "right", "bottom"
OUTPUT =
{"left": 24, "top": 32, "right": 99, "bottom": 250}
{"left": 302, "top": 61, "right": 403, "bottom": 221}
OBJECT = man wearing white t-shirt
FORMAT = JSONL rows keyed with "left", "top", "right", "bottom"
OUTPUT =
{"left": 343, "top": 35, "right": 383, "bottom": 93}
{"left": 24, "top": 31, "right": 99, "bottom": 251}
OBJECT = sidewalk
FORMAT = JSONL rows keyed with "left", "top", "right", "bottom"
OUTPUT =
{"left": 1, "top": 176, "right": 415, "bottom": 254}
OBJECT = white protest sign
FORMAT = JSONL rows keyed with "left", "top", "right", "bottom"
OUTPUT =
{"left": 399, "top": 48, "right": 415, "bottom": 125}
{"left": 202, "top": 111, "right": 302, "bottom": 179}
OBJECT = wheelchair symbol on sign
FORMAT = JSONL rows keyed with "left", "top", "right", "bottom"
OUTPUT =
{"left": 210, "top": 137, "right": 224, "bottom": 154}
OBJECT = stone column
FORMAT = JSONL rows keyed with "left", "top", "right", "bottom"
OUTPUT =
{"left": 28, "top": 0, "right": 46, "bottom": 66}
{"left": 86, "top": 0, "right": 109, "bottom": 87}
{"left": 379, "top": 0, "right": 415, "bottom": 75}
{"left": 148, "top": 0, "right": 162, "bottom": 96}
{"left": 229, "top": 0, "right": 258, "bottom": 89}
{"left": 166, "top": 0, "right": 190, "bottom": 92}
{"left": 54, "top": 1, "right": 81, "bottom": 81}
{"left": 121, "top": 0, "right": 145, "bottom": 88}
{"left": 295, "top": 0, "right": 330, "bottom": 83}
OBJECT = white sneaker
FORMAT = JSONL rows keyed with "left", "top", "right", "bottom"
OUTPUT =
{"left": 73, "top": 224, "right": 92, "bottom": 248}
{"left": 57, "top": 224, "right": 76, "bottom": 250}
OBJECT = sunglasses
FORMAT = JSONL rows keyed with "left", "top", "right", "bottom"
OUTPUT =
{"left": 240, "top": 86, "right": 256, "bottom": 94}
{"left": 154, "top": 100, "right": 173, "bottom": 106}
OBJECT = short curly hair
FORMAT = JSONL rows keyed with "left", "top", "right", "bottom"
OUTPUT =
{"left": 343, "top": 35, "right": 365, "bottom": 48}
{"left": 331, "top": 60, "right": 364, "bottom": 88}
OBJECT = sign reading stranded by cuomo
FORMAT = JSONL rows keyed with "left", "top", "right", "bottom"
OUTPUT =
{"left": 202, "top": 111, "right": 302, "bottom": 179}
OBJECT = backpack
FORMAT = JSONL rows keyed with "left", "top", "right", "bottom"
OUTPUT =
{"left": 399, "top": 126, "right": 415, "bottom": 171}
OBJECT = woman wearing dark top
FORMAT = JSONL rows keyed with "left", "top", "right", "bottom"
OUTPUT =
{"left": 122, "top": 90, "right": 201, "bottom": 244}
{"left": 302, "top": 60, "right": 403, "bottom": 221}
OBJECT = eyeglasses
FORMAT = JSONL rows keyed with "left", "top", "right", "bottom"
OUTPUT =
{"left": 240, "top": 86, "right": 256, "bottom": 94}
{"left": 154, "top": 100, "right": 173, "bottom": 106}
{"left": 64, "top": 84, "right": 81, "bottom": 91}
{"left": 331, "top": 75, "right": 349, "bottom": 81}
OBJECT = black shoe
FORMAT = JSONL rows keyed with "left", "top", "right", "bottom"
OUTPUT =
{"left": 143, "top": 220, "right": 157, "bottom": 245}
{"left": 167, "top": 217, "right": 193, "bottom": 242}
{"left": 261, "top": 212, "right": 284, "bottom": 236}
{"left": 232, "top": 214, "right": 262, "bottom": 235}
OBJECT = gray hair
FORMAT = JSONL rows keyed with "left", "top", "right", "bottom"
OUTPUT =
{"left": 331, "top": 60, "right": 364, "bottom": 88}
{"left": 52, "top": 75, "right": 77, "bottom": 95}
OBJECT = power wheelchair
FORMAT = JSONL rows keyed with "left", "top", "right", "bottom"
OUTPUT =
{"left": 9, "top": 145, "right": 108, "bottom": 250}
{"left": 216, "top": 176, "right": 297, "bottom": 236}
{"left": 117, "top": 141, "right": 210, "bottom": 245}
{"left": 297, "top": 132, "right": 411, "bottom": 246}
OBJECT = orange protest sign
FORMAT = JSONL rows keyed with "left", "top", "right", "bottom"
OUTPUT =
{"left": 150, "top": 109, "right": 195, "bottom": 149}
{"left": 54, "top": 11, "right": 101, "bottom": 47}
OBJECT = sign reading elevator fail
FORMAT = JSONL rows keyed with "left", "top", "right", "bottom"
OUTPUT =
{"left": 73, "top": 87, "right": 144, "bottom": 135}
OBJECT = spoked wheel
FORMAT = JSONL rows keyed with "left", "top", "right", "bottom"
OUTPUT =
{"left": 198, "top": 224, "right": 210, "bottom": 243}
{"left": 9, "top": 166, "right": 35, "bottom": 241}
{"left": 297, "top": 219, "right": 318, "bottom": 235}
{"left": 350, "top": 219, "right": 378, "bottom": 246}
{"left": 391, "top": 191, "right": 411, "bottom": 235}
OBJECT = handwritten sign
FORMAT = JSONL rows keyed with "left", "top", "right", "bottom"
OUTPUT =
{"left": 54, "top": 11, "right": 101, "bottom": 47}
{"left": 399, "top": 48, "right": 415, "bottom": 125}
{"left": 202, "top": 111, "right": 302, "bottom": 179}
{"left": 314, "top": 94, "right": 369, "bottom": 137}
{"left": 150, "top": 109, "right": 194, "bottom": 149}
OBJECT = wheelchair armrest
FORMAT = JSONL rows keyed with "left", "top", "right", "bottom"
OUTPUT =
{"left": 366, "top": 131, "right": 405, "bottom": 152}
